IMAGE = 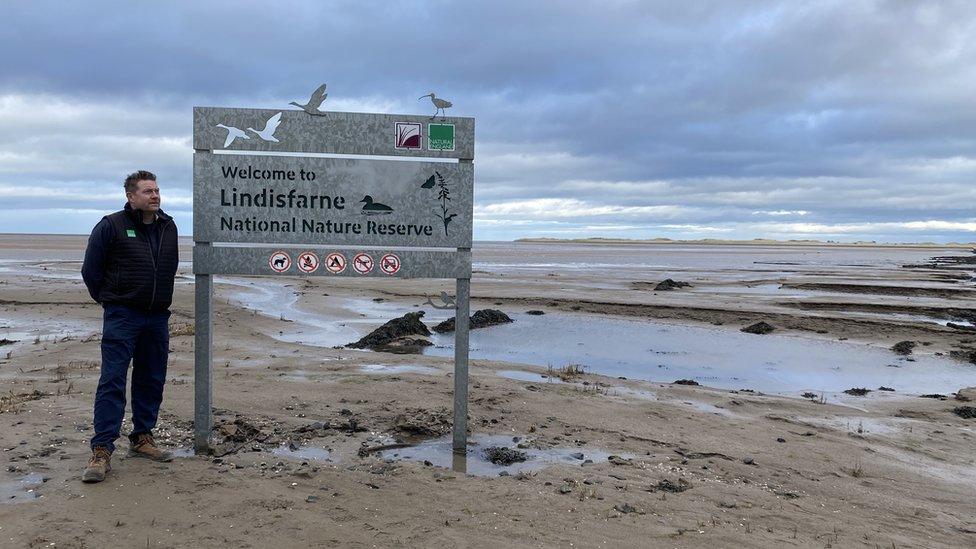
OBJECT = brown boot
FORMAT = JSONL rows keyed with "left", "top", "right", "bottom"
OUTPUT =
{"left": 82, "top": 446, "right": 112, "bottom": 483}
{"left": 127, "top": 433, "right": 173, "bottom": 462}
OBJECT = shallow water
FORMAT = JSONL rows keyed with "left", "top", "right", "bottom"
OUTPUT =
{"left": 424, "top": 312, "right": 976, "bottom": 395}
{"left": 380, "top": 434, "right": 626, "bottom": 477}
{"left": 0, "top": 473, "right": 44, "bottom": 504}
{"left": 272, "top": 444, "right": 333, "bottom": 462}
{"left": 359, "top": 364, "right": 441, "bottom": 375}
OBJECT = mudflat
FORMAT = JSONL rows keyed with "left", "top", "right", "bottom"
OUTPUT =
{"left": 1, "top": 235, "right": 975, "bottom": 548}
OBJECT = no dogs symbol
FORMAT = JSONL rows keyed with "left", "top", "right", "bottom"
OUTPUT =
{"left": 325, "top": 253, "right": 346, "bottom": 274}
{"left": 297, "top": 251, "right": 319, "bottom": 274}
{"left": 268, "top": 251, "right": 291, "bottom": 273}
{"left": 353, "top": 253, "right": 374, "bottom": 275}
{"left": 380, "top": 253, "right": 401, "bottom": 275}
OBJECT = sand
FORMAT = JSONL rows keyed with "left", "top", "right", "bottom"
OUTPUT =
{"left": 1, "top": 235, "right": 975, "bottom": 548}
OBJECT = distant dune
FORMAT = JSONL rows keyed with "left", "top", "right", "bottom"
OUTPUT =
{"left": 516, "top": 237, "right": 976, "bottom": 249}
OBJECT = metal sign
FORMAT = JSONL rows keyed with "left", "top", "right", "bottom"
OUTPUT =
{"left": 192, "top": 154, "right": 473, "bottom": 248}
{"left": 192, "top": 101, "right": 474, "bottom": 456}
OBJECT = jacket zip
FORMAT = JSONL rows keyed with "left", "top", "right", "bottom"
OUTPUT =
{"left": 146, "top": 220, "right": 168, "bottom": 311}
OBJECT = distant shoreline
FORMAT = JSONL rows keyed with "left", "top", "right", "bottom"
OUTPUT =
{"left": 515, "top": 237, "right": 976, "bottom": 249}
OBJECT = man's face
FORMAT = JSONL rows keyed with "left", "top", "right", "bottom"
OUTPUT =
{"left": 127, "top": 180, "right": 160, "bottom": 212}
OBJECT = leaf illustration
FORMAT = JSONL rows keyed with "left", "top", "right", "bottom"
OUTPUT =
{"left": 421, "top": 174, "right": 436, "bottom": 189}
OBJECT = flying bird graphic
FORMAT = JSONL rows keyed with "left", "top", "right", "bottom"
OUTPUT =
{"left": 215, "top": 124, "right": 250, "bottom": 148}
{"left": 247, "top": 112, "right": 283, "bottom": 142}
{"left": 290, "top": 84, "right": 328, "bottom": 116}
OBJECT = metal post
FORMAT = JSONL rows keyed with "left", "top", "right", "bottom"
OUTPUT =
{"left": 194, "top": 245, "right": 213, "bottom": 454}
{"left": 452, "top": 273, "right": 471, "bottom": 453}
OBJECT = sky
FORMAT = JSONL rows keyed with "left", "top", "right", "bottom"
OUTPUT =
{"left": 1, "top": 0, "right": 974, "bottom": 243}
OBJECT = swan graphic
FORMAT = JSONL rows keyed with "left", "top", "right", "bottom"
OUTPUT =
{"left": 290, "top": 84, "right": 328, "bottom": 116}
{"left": 215, "top": 124, "right": 250, "bottom": 148}
{"left": 247, "top": 112, "right": 283, "bottom": 142}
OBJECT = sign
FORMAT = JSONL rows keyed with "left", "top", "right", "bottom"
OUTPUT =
{"left": 194, "top": 108, "right": 474, "bottom": 159}
{"left": 192, "top": 103, "right": 474, "bottom": 457}
{"left": 268, "top": 251, "right": 291, "bottom": 272}
{"left": 395, "top": 122, "right": 422, "bottom": 150}
{"left": 325, "top": 252, "right": 346, "bottom": 274}
{"left": 428, "top": 123, "right": 455, "bottom": 151}
{"left": 353, "top": 253, "right": 374, "bottom": 274}
{"left": 380, "top": 253, "right": 401, "bottom": 275}
{"left": 297, "top": 251, "right": 319, "bottom": 273}
{"left": 193, "top": 155, "right": 473, "bottom": 248}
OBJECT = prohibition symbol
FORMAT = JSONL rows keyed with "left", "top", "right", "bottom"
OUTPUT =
{"left": 268, "top": 251, "right": 291, "bottom": 273}
{"left": 353, "top": 253, "right": 374, "bottom": 274}
{"left": 325, "top": 252, "right": 346, "bottom": 274}
{"left": 297, "top": 251, "right": 319, "bottom": 273}
{"left": 380, "top": 253, "right": 401, "bottom": 275}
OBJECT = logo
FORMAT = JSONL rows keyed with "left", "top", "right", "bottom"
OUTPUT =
{"left": 427, "top": 123, "right": 455, "bottom": 151}
{"left": 126, "top": 229, "right": 137, "bottom": 238}
{"left": 380, "top": 253, "right": 401, "bottom": 275}
{"left": 395, "top": 122, "right": 422, "bottom": 150}
{"left": 353, "top": 253, "right": 374, "bottom": 275}
{"left": 325, "top": 252, "right": 346, "bottom": 274}
{"left": 268, "top": 251, "right": 291, "bottom": 273}
{"left": 297, "top": 251, "right": 319, "bottom": 274}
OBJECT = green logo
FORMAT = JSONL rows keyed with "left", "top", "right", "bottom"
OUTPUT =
{"left": 427, "top": 123, "right": 455, "bottom": 151}
{"left": 126, "top": 229, "right": 136, "bottom": 238}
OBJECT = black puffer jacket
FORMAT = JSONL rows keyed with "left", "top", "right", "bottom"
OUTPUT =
{"left": 82, "top": 204, "right": 179, "bottom": 311}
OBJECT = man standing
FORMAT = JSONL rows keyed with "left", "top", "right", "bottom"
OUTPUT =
{"left": 81, "top": 170, "right": 179, "bottom": 483}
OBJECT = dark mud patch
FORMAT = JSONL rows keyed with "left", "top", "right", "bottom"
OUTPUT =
{"left": 673, "top": 379, "right": 700, "bottom": 386}
{"left": 0, "top": 338, "right": 18, "bottom": 346}
{"left": 843, "top": 388, "right": 871, "bottom": 396}
{"left": 391, "top": 407, "right": 452, "bottom": 440}
{"left": 655, "top": 279, "right": 693, "bottom": 291}
{"left": 483, "top": 446, "right": 528, "bottom": 465}
{"left": 741, "top": 321, "right": 775, "bottom": 335}
{"left": 952, "top": 406, "right": 976, "bottom": 419}
{"left": 649, "top": 478, "right": 691, "bottom": 493}
{"left": 347, "top": 312, "right": 432, "bottom": 353}
{"left": 525, "top": 310, "right": 546, "bottom": 316}
{"left": 892, "top": 341, "right": 916, "bottom": 355}
{"left": 433, "top": 309, "right": 514, "bottom": 334}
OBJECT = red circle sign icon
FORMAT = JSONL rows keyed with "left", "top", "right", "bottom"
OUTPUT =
{"left": 380, "top": 253, "right": 401, "bottom": 275}
{"left": 297, "top": 251, "right": 319, "bottom": 274}
{"left": 353, "top": 253, "right": 374, "bottom": 274}
{"left": 268, "top": 251, "right": 291, "bottom": 273}
{"left": 325, "top": 252, "right": 346, "bottom": 274}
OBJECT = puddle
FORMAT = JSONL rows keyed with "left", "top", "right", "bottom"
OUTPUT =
{"left": 0, "top": 473, "right": 45, "bottom": 504}
{"left": 673, "top": 400, "right": 739, "bottom": 418}
{"left": 423, "top": 313, "right": 976, "bottom": 395}
{"left": 380, "top": 434, "right": 626, "bottom": 477}
{"left": 497, "top": 370, "right": 565, "bottom": 384}
{"left": 359, "top": 364, "right": 441, "bottom": 375}
{"left": 272, "top": 444, "right": 333, "bottom": 462}
{"left": 799, "top": 416, "right": 906, "bottom": 436}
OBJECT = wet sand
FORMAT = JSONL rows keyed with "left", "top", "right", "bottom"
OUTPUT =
{"left": 1, "top": 235, "right": 975, "bottom": 548}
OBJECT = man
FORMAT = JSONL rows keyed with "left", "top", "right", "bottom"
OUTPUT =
{"left": 80, "top": 170, "right": 179, "bottom": 483}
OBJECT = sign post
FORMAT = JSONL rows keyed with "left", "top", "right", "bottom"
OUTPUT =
{"left": 191, "top": 106, "right": 474, "bottom": 454}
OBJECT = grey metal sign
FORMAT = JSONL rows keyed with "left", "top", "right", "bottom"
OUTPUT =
{"left": 195, "top": 107, "right": 474, "bottom": 159}
{"left": 193, "top": 154, "right": 473, "bottom": 248}
{"left": 194, "top": 246, "right": 470, "bottom": 278}
{"left": 192, "top": 99, "right": 475, "bottom": 457}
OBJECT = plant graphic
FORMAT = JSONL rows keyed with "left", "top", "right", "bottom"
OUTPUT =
{"left": 424, "top": 171, "right": 456, "bottom": 235}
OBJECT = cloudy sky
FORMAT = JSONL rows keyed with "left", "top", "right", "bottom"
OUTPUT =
{"left": 2, "top": 1, "right": 974, "bottom": 243}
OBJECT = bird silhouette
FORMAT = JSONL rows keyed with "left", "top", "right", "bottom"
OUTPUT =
{"left": 290, "top": 84, "right": 328, "bottom": 116}
{"left": 247, "top": 112, "right": 283, "bottom": 142}
{"left": 419, "top": 92, "right": 452, "bottom": 120}
{"left": 215, "top": 124, "right": 250, "bottom": 148}
{"left": 360, "top": 195, "right": 394, "bottom": 215}
{"left": 423, "top": 292, "right": 456, "bottom": 310}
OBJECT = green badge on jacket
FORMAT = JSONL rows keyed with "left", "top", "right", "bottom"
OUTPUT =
{"left": 126, "top": 229, "right": 136, "bottom": 238}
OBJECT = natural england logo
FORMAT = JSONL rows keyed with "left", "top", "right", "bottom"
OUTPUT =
{"left": 427, "top": 123, "right": 455, "bottom": 151}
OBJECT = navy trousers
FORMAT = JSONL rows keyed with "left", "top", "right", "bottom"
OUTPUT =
{"left": 91, "top": 303, "right": 170, "bottom": 453}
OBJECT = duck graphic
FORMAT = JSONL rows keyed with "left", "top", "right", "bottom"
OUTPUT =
{"left": 360, "top": 195, "right": 394, "bottom": 215}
